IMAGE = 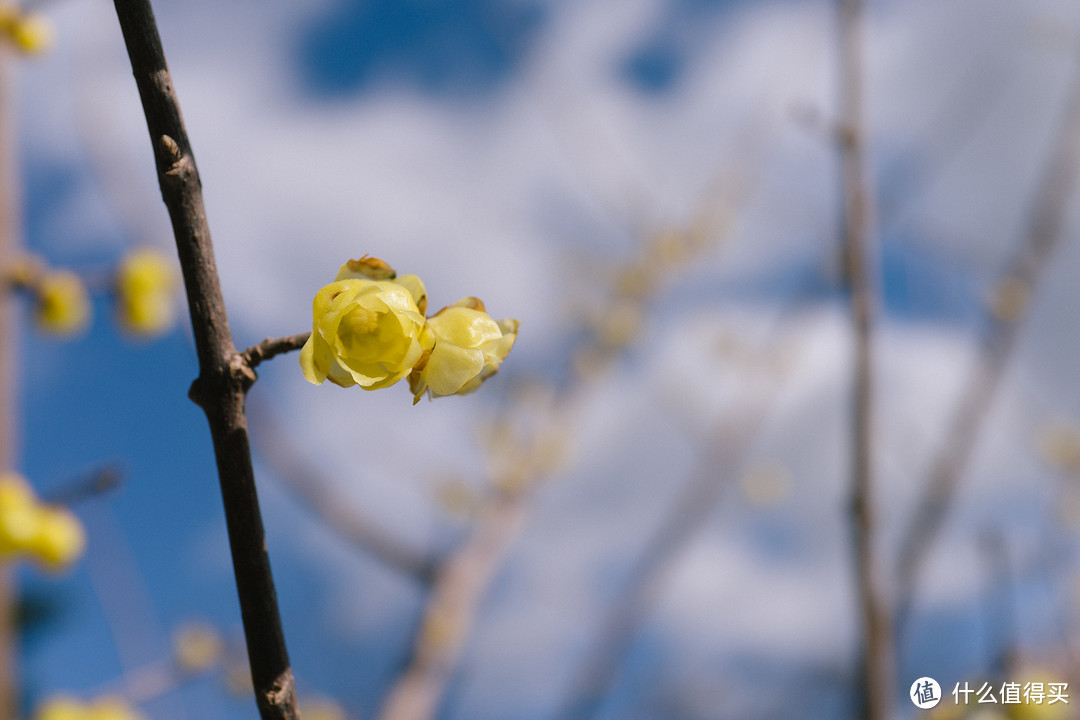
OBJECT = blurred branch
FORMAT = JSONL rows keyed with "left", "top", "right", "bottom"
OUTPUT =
{"left": 374, "top": 489, "right": 528, "bottom": 720}
{"left": 978, "top": 529, "right": 1017, "bottom": 677}
{"left": 376, "top": 156, "right": 744, "bottom": 720}
{"left": 894, "top": 49, "right": 1080, "bottom": 635}
{"left": 554, "top": 389, "right": 775, "bottom": 720}
{"left": 43, "top": 463, "right": 122, "bottom": 506}
{"left": 247, "top": 394, "right": 438, "bottom": 582}
{"left": 0, "top": 45, "right": 19, "bottom": 720}
{"left": 837, "top": 1, "right": 893, "bottom": 718}
{"left": 110, "top": 2, "right": 298, "bottom": 718}
{"left": 241, "top": 333, "right": 311, "bottom": 371}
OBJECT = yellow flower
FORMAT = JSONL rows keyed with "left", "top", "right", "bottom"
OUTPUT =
{"left": 28, "top": 507, "right": 86, "bottom": 572}
{"left": 8, "top": 12, "right": 53, "bottom": 55}
{"left": 300, "top": 258, "right": 430, "bottom": 390}
{"left": 173, "top": 622, "right": 224, "bottom": 673}
{"left": 0, "top": 473, "right": 84, "bottom": 571}
{"left": 0, "top": 474, "right": 42, "bottom": 555}
{"left": 35, "top": 270, "right": 90, "bottom": 335}
{"left": 115, "top": 247, "right": 177, "bottom": 336}
{"left": 35, "top": 696, "right": 144, "bottom": 720}
{"left": 408, "top": 297, "right": 518, "bottom": 403}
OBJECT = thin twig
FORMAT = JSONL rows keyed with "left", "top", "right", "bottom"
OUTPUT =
{"left": 838, "top": 1, "right": 893, "bottom": 718}
{"left": 110, "top": 2, "right": 299, "bottom": 718}
{"left": 43, "top": 464, "right": 123, "bottom": 506}
{"left": 242, "top": 333, "right": 311, "bottom": 371}
{"left": 894, "top": 49, "right": 1080, "bottom": 635}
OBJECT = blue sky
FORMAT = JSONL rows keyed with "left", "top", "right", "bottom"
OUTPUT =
{"left": 10, "top": 0, "right": 1080, "bottom": 718}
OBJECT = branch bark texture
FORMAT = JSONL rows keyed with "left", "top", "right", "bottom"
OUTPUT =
{"left": 110, "top": 2, "right": 299, "bottom": 718}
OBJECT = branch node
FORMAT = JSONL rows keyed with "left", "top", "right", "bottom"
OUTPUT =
{"left": 261, "top": 668, "right": 299, "bottom": 716}
{"left": 230, "top": 351, "right": 258, "bottom": 392}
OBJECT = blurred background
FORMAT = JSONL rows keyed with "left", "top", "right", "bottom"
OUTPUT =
{"left": 7, "top": 0, "right": 1080, "bottom": 717}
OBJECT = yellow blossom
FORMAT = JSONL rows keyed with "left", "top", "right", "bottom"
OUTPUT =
{"left": 8, "top": 12, "right": 53, "bottom": 55}
{"left": 300, "top": 258, "right": 430, "bottom": 390}
{"left": 28, "top": 507, "right": 86, "bottom": 572}
{"left": 115, "top": 247, "right": 177, "bottom": 336}
{"left": 408, "top": 297, "right": 517, "bottom": 403}
{"left": 0, "top": 473, "right": 84, "bottom": 571}
{"left": 173, "top": 622, "right": 224, "bottom": 672}
{"left": 35, "top": 270, "right": 90, "bottom": 335}
{"left": 35, "top": 696, "right": 144, "bottom": 720}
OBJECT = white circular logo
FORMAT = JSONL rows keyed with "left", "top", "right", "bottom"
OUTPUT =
{"left": 910, "top": 677, "right": 941, "bottom": 709}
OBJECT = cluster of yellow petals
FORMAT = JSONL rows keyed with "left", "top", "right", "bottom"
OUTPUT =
{"left": 0, "top": 473, "right": 85, "bottom": 571}
{"left": 34, "top": 696, "right": 144, "bottom": 720}
{"left": 114, "top": 247, "right": 178, "bottom": 336}
{"left": 34, "top": 270, "right": 91, "bottom": 336}
{"left": 0, "top": 2, "right": 53, "bottom": 55}
{"left": 301, "top": 257, "right": 517, "bottom": 403}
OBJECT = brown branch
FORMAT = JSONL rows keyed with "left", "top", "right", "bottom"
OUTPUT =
{"left": 242, "top": 333, "right": 311, "bottom": 371}
{"left": 110, "top": 2, "right": 299, "bottom": 718}
{"left": 894, "top": 49, "right": 1080, "bottom": 635}
{"left": 838, "top": 1, "right": 893, "bottom": 719}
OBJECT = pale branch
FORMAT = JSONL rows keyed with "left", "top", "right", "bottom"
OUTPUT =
{"left": 374, "top": 492, "right": 528, "bottom": 720}
{"left": 242, "top": 332, "right": 311, "bottom": 371}
{"left": 110, "top": 1, "right": 299, "bottom": 718}
{"left": 555, "top": 391, "right": 774, "bottom": 720}
{"left": 838, "top": 1, "right": 893, "bottom": 719}
{"left": 0, "top": 46, "right": 20, "bottom": 720}
{"left": 894, "top": 48, "right": 1080, "bottom": 636}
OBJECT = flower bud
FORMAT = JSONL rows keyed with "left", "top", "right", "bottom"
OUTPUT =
{"left": 408, "top": 298, "right": 517, "bottom": 403}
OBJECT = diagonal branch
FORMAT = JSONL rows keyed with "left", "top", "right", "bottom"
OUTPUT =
{"left": 110, "top": 1, "right": 299, "bottom": 718}
{"left": 894, "top": 49, "right": 1080, "bottom": 635}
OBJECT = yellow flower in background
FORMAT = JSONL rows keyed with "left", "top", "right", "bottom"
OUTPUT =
{"left": 0, "top": 3, "right": 53, "bottom": 55}
{"left": 173, "top": 622, "right": 225, "bottom": 673}
{"left": 28, "top": 507, "right": 86, "bottom": 571}
{"left": 115, "top": 247, "right": 177, "bottom": 336}
{"left": 0, "top": 473, "right": 84, "bottom": 571}
{"left": 300, "top": 261, "right": 430, "bottom": 390}
{"left": 408, "top": 297, "right": 517, "bottom": 403}
{"left": 0, "top": 474, "right": 42, "bottom": 553}
{"left": 35, "top": 696, "right": 144, "bottom": 720}
{"left": 9, "top": 12, "right": 53, "bottom": 54}
{"left": 34, "top": 270, "right": 90, "bottom": 335}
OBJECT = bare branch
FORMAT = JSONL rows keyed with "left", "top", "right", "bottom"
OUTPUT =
{"left": 837, "top": 1, "right": 893, "bottom": 718}
{"left": 374, "top": 492, "right": 527, "bottom": 720}
{"left": 894, "top": 50, "right": 1080, "bottom": 634}
{"left": 110, "top": 1, "right": 299, "bottom": 717}
{"left": 0, "top": 46, "right": 21, "bottom": 720}
{"left": 242, "top": 333, "right": 311, "bottom": 371}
